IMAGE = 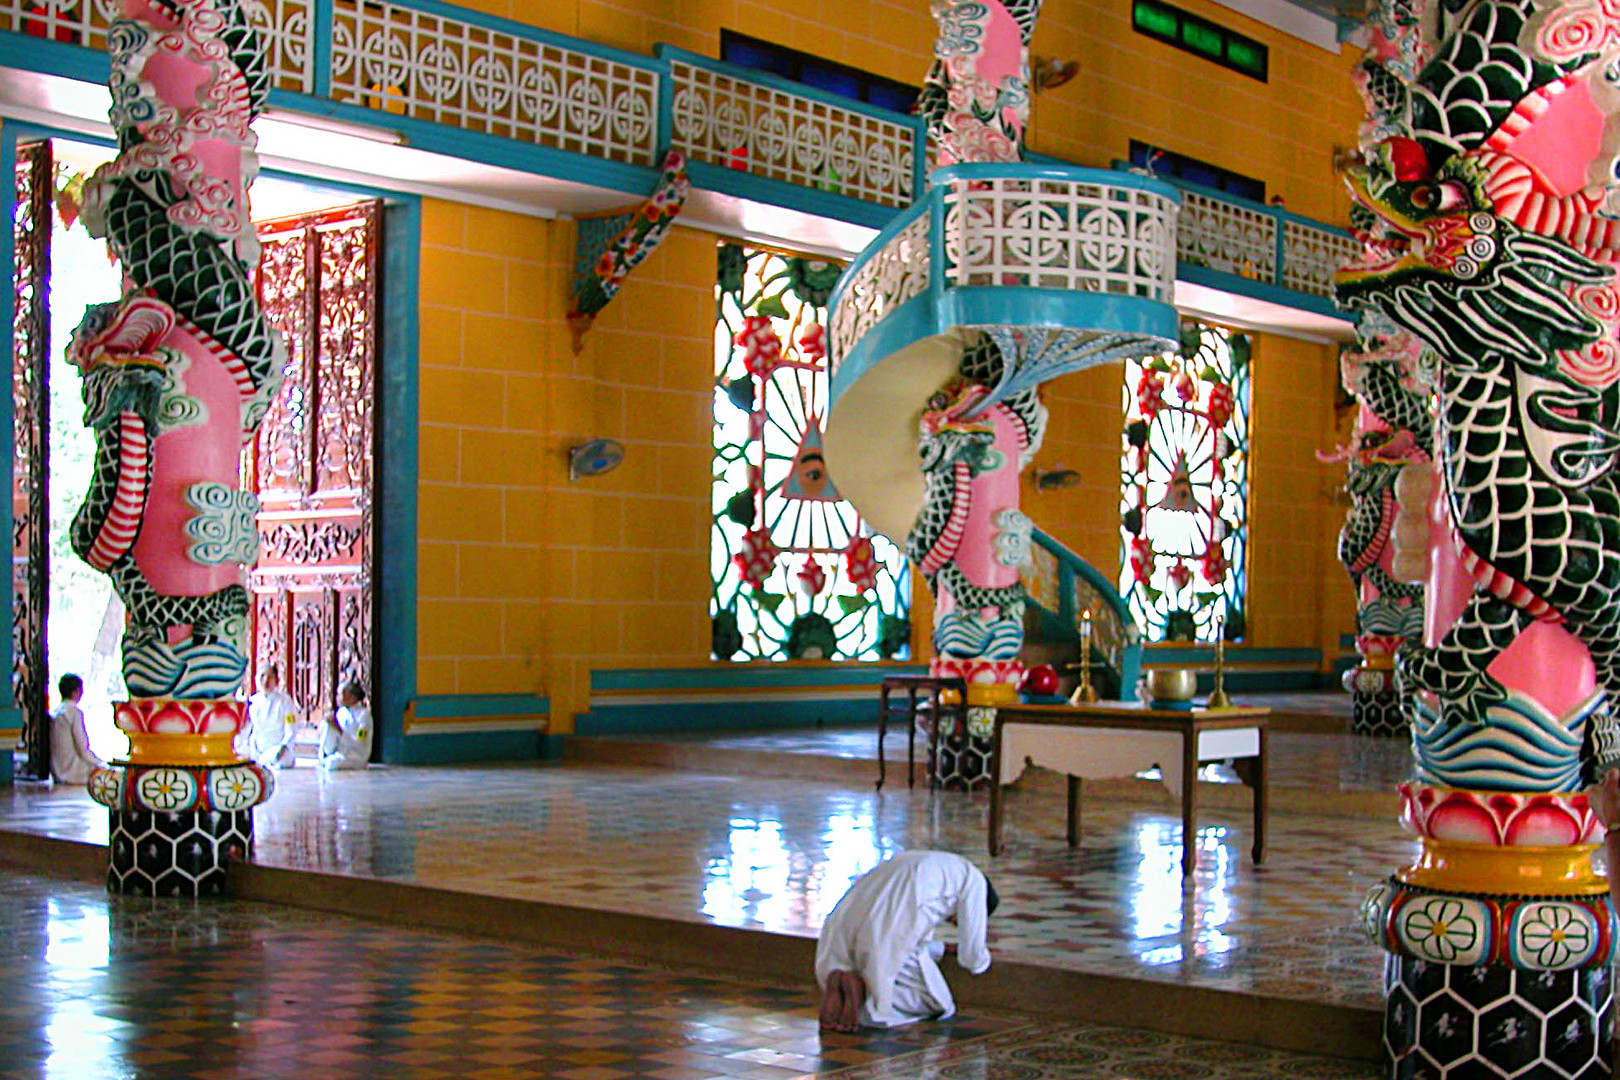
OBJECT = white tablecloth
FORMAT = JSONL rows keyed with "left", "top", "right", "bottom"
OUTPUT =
{"left": 999, "top": 722, "right": 1261, "bottom": 797}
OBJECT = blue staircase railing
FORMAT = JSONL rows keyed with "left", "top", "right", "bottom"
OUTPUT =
{"left": 1021, "top": 528, "right": 1142, "bottom": 700}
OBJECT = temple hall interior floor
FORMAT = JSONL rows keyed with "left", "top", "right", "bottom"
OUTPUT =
{"left": 0, "top": 707, "right": 1419, "bottom": 1046}
{"left": 0, "top": 869, "right": 1382, "bottom": 1080}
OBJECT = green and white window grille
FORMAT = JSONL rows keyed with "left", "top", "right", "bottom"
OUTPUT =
{"left": 710, "top": 245, "right": 909, "bottom": 662}
{"left": 1118, "top": 322, "right": 1251, "bottom": 643}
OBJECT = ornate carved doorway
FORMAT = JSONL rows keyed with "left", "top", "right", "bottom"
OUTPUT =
{"left": 10, "top": 140, "right": 50, "bottom": 778}
{"left": 249, "top": 202, "right": 380, "bottom": 748}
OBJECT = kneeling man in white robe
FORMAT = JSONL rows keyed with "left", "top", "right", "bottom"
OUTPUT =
{"left": 815, "top": 850, "right": 997, "bottom": 1032}
{"left": 318, "top": 681, "right": 372, "bottom": 771}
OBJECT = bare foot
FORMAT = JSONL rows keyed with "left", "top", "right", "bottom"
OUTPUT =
{"left": 819, "top": 974, "right": 847, "bottom": 1032}
{"left": 835, "top": 970, "right": 866, "bottom": 1032}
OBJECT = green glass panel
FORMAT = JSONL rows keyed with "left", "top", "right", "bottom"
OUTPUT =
{"left": 1180, "top": 21, "right": 1222, "bottom": 57}
{"left": 1133, "top": 1, "right": 1179, "bottom": 37}
{"left": 1225, "top": 39, "right": 1264, "bottom": 74}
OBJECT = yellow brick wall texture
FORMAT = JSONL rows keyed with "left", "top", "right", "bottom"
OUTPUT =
{"left": 417, "top": 201, "right": 715, "bottom": 729}
{"left": 411, "top": 0, "right": 1371, "bottom": 728}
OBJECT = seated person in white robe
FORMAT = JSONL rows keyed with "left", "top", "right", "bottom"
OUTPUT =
{"left": 50, "top": 673, "right": 105, "bottom": 786}
{"left": 318, "top": 681, "right": 373, "bottom": 771}
{"left": 239, "top": 665, "right": 298, "bottom": 769}
{"left": 815, "top": 850, "right": 997, "bottom": 1032}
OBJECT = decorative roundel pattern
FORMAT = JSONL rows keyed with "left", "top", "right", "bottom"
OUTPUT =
{"left": 136, "top": 768, "right": 197, "bottom": 812}
{"left": 1365, "top": 877, "right": 1616, "bottom": 971}
{"left": 108, "top": 808, "right": 255, "bottom": 897}
{"left": 94, "top": 764, "right": 275, "bottom": 813}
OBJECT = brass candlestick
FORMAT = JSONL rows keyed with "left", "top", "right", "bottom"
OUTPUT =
{"left": 1206, "top": 614, "right": 1233, "bottom": 709}
{"left": 1069, "top": 609, "right": 1099, "bottom": 704}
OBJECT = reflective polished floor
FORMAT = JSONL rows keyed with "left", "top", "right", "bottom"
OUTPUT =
{"left": 0, "top": 870, "right": 1381, "bottom": 1079}
{"left": 0, "top": 745, "right": 1419, "bottom": 1010}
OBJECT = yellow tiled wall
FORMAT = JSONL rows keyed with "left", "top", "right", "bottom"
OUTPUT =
{"left": 417, "top": 202, "right": 715, "bottom": 730}
{"left": 413, "top": 0, "right": 1370, "bottom": 728}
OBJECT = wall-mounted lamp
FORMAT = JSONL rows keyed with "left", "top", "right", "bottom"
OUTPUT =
{"left": 1035, "top": 467, "right": 1082, "bottom": 490}
{"left": 569, "top": 438, "right": 625, "bottom": 481}
{"left": 1031, "top": 56, "right": 1081, "bottom": 93}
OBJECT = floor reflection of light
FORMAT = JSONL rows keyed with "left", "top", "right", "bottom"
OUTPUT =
{"left": 44, "top": 898, "right": 108, "bottom": 969}
{"left": 701, "top": 815, "right": 790, "bottom": 928}
{"left": 808, "top": 812, "right": 880, "bottom": 925}
{"left": 1129, "top": 819, "right": 1238, "bottom": 949}
{"left": 42, "top": 898, "right": 120, "bottom": 1077}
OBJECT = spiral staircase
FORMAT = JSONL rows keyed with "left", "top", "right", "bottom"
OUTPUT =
{"left": 824, "top": 162, "right": 1181, "bottom": 697}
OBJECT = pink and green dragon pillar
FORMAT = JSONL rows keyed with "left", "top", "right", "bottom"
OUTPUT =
{"left": 78, "top": 0, "right": 283, "bottom": 895}
{"left": 907, "top": 0, "right": 1049, "bottom": 738}
{"left": 1339, "top": 0, "right": 1620, "bottom": 1072}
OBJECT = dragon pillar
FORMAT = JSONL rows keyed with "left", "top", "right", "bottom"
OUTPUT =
{"left": 1337, "top": 0, "right": 1620, "bottom": 1072}
{"left": 77, "top": 0, "right": 283, "bottom": 895}
{"left": 906, "top": 1, "right": 1048, "bottom": 785}
{"left": 1328, "top": 324, "right": 1432, "bottom": 737}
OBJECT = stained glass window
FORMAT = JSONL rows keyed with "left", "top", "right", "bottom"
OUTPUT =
{"left": 1118, "top": 321, "right": 1250, "bottom": 642}
{"left": 710, "top": 244, "right": 911, "bottom": 661}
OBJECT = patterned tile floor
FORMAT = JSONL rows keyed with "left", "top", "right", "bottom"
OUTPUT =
{"left": 0, "top": 750, "right": 1418, "bottom": 1010}
{"left": 605, "top": 726, "right": 1415, "bottom": 794}
{"left": 0, "top": 870, "right": 1380, "bottom": 1079}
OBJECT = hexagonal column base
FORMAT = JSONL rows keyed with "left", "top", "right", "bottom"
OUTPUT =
{"left": 934, "top": 731, "right": 993, "bottom": 791}
{"left": 1353, "top": 689, "right": 1406, "bottom": 738}
{"left": 1385, "top": 953, "right": 1612, "bottom": 1078}
{"left": 108, "top": 808, "right": 254, "bottom": 897}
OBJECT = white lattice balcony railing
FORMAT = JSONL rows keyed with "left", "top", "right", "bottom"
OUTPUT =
{"left": 829, "top": 163, "right": 1181, "bottom": 399}
{"left": 0, "top": 0, "right": 314, "bottom": 92}
{"left": 327, "top": 0, "right": 661, "bottom": 165}
{"left": 1117, "top": 166, "right": 1359, "bottom": 305}
{"left": 660, "top": 46, "right": 922, "bottom": 209}
{"left": 1177, "top": 186, "right": 1278, "bottom": 282}
{"left": 939, "top": 173, "right": 1177, "bottom": 298}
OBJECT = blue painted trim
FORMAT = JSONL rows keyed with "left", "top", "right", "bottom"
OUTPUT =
{"left": 931, "top": 162, "right": 1181, "bottom": 204}
{"left": 827, "top": 293, "right": 938, "bottom": 412}
{"left": 0, "top": 33, "right": 108, "bottom": 84}
{"left": 265, "top": 91, "right": 660, "bottom": 198}
{"left": 829, "top": 288, "right": 1178, "bottom": 414}
{"left": 1177, "top": 262, "right": 1347, "bottom": 320}
{"left": 310, "top": 0, "right": 334, "bottom": 98}
{"left": 411, "top": 692, "right": 549, "bottom": 719}
{"left": 396, "top": 727, "right": 541, "bottom": 763}
{"left": 942, "top": 289, "right": 1179, "bottom": 339}
{"left": 576, "top": 698, "right": 888, "bottom": 735}
{"left": 682, "top": 160, "right": 899, "bottom": 231}
{"left": 828, "top": 199, "right": 927, "bottom": 315}
{"left": 375, "top": 197, "right": 420, "bottom": 765}
{"left": 591, "top": 664, "right": 926, "bottom": 692}
{"left": 655, "top": 44, "right": 926, "bottom": 132}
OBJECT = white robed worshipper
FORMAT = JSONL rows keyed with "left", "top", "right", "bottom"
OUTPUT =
{"left": 240, "top": 665, "right": 298, "bottom": 769}
{"left": 815, "top": 850, "right": 998, "bottom": 1032}
{"left": 50, "top": 673, "right": 105, "bottom": 786}
{"left": 318, "top": 681, "right": 373, "bottom": 771}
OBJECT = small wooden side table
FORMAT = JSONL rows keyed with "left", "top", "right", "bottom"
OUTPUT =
{"left": 876, "top": 675, "right": 966, "bottom": 791}
{"left": 988, "top": 701, "right": 1270, "bottom": 876}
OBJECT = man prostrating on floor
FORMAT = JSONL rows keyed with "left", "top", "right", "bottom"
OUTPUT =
{"left": 815, "top": 850, "right": 997, "bottom": 1032}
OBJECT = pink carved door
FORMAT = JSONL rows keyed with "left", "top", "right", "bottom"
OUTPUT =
{"left": 249, "top": 202, "right": 379, "bottom": 742}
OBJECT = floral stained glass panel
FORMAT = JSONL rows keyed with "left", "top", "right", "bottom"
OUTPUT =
{"left": 1118, "top": 322, "right": 1250, "bottom": 643}
{"left": 709, "top": 245, "right": 910, "bottom": 661}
